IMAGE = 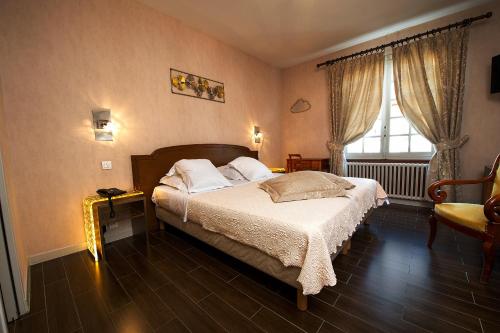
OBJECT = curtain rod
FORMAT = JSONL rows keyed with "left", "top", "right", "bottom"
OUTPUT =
{"left": 316, "top": 11, "right": 492, "bottom": 69}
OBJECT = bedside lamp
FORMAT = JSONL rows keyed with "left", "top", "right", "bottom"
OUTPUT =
{"left": 253, "top": 126, "right": 262, "bottom": 143}
{"left": 92, "top": 109, "right": 113, "bottom": 141}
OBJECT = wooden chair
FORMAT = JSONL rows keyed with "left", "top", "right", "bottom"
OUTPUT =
{"left": 288, "top": 154, "right": 305, "bottom": 172}
{"left": 427, "top": 154, "right": 500, "bottom": 283}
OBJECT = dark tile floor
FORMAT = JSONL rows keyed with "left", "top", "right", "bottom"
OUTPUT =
{"left": 8, "top": 204, "right": 500, "bottom": 333}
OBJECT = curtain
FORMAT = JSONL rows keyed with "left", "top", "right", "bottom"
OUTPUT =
{"left": 392, "top": 28, "right": 469, "bottom": 201}
{"left": 327, "top": 52, "right": 385, "bottom": 175}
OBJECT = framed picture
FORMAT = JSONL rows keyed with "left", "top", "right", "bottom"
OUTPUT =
{"left": 170, "top": 68, "right": 225, "bottom": 103}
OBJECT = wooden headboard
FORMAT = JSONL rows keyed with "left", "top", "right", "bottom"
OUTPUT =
{"left": 131, "top": 144, "right": 258, "bottom": 229}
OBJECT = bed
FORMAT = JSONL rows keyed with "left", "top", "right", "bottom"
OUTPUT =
{"left": 131, "top": 144, "right": 386, "bottom": 310}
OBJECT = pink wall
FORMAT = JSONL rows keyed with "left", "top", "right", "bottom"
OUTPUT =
{"left": 0, "top": 0, "right": 282, "bottom": 280}
{"left": 1, "top": 0, "right": 499, "bottom": 296}
{"left": 281, "top": 2, "right": 500, "bottom": 203}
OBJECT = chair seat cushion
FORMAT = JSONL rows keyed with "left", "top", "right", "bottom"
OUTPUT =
{"left": 435, "top": 203, "right": 488, "bottom": 232}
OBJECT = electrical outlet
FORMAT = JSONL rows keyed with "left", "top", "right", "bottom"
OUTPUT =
{"left": 101, "top": 161, "right": 112, "bottom": 170}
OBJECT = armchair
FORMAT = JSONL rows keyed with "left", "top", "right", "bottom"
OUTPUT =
{"left": 427, "top": 154, "right": 500, "bottom": 283}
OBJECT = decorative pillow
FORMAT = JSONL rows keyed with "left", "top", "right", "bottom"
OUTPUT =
{"left": 159, "top": 175, "right": 188, "bottom": 192}
{"left": 217, "top": 165, "right": 245, "bottom": 181}
{"left": 321, "top": 172, "right": 356, "bottom": 190}
{"left": 169, "top": 159, "right": 232, "bottom": 193}
{"left": 228, "top": 156, "right": 271, "bottom": 181}
{"left": 259, "top": 171, "right": 350, "bottom": 203}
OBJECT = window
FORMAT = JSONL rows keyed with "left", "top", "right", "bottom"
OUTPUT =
{"left": 346, "top": 50, "right": 433, "bottom": 159}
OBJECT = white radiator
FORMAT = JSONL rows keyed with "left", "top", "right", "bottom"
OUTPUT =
{"left": 346, "top": 162, "right": 429, "bottom": 201}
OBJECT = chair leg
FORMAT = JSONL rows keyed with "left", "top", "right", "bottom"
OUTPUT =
{"left": 481, "top": 240, "right": 496, "bottom": 284}
{"left": 427, "top": 214, "right": 437, "bottom": 249}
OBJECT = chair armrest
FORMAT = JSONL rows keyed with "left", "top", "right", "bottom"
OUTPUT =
{"left": 428, "top": 177, "right": 490, "bottom": 204}
{"left": 485, "top": 194, "right": 500, "bottom": 223}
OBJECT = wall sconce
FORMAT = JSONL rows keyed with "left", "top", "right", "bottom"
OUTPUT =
{"left": 92, "top": 109, "right": 113, "bottom": 141}
{"left": 253, "top": 126, "right": 262, "bottom": 143}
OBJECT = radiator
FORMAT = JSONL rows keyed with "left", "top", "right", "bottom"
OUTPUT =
{"left": 346, "top": 162, "right": 429, "bottom": 201}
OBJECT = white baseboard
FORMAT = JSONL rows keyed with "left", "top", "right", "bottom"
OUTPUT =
{"left": 16, "top": 231, "right": 137, "bottom": 318}
{"left": 28, "top": 222, "right": 136, "bottom": 266}
{"left": 390, "top": 198, "right": 433, "bottom": 208}
{"left": 28, "top": 243, "right": 87, "bottom": 266}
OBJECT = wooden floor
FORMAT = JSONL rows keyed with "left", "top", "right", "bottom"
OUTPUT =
{"left": 8, "top": 204, "right": 500, "bottom": 333}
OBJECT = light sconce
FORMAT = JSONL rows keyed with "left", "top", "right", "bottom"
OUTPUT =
{"left": 253, "top": 126, "right": 262, "bottom": 143}
{"left": 92, "top": 109, "right": 113, "bottom": 141}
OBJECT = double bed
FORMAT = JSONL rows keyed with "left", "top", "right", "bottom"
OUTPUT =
{"left": 131, "top": 144, "right": 387, "bottom": 310}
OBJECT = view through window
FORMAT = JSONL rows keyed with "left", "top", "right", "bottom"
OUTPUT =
{"left": 346, "top": 50, "right": 433, "bottom": 159}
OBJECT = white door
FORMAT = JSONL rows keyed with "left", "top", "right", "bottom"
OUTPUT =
{"left": 0, "top": 199, "right": 19, "bottom": 321}
{"left": 0, "top": 288, "right": 9, "bottom": 333}
{"left": 0, "top": 149, "right": 27, "bottom": 322}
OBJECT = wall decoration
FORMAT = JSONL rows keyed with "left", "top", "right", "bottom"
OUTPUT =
{"left": 290, "top": 98, "right": 311, "bottom": 113}
{"left": 170, "top": 68, "right": 225, "bottom": 103}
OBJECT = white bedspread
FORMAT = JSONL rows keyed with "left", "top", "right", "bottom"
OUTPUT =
{"left": 153, "top": 177, "right": 388, "bottom": 294}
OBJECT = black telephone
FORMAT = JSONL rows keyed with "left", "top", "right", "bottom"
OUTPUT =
{"left": 96, "top": 188, "right": 127, "bottom": 218}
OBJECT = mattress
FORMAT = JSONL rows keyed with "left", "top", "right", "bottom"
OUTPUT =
{"left": 152, "top": 176, "right": 387, "bottom": 294}
{"left": 152, "top": 178, "right": 260, "bottom": 222}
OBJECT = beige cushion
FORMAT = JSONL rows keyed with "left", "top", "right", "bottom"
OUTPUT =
{"left": 259, "top": 171, "right": 354, "bottom": 203}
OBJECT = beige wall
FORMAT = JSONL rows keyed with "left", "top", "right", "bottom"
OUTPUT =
{"left": 0, "top": 0, "right": 282, "bottom": 266}
{"left": 281, "top": 2, "right": 500, "bottom": 204}
{"left": 1, "top": 0, "right": 499, "bottom": 290}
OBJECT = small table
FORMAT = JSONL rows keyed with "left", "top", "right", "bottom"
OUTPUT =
{"left": 83, "top": 190, "right": 147, "bottom": 261}
{"left": 286, "top": 155, "right": 330, "bottom": 173}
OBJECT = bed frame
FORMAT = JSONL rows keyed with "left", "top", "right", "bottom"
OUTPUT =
{"left": 131, "top": 144, "right": 258, "bottom": 230}
{"left": 131, "top": 144, "right": 353, "bottom": 311}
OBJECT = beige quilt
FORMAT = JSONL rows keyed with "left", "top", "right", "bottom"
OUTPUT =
{"left": 186, "top": 177, "right": 387, "bottom": 294}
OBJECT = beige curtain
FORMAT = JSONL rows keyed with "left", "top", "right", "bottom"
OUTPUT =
{"left": 392, "top": 28, "right": 469, "bottom": 201}
{"left": 327, "top": 52, "right": 385, "bottom": 175}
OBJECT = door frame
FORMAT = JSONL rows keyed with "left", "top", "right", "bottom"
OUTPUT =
{"left": 0, "top": 148, "right": 28, "bottom": 320}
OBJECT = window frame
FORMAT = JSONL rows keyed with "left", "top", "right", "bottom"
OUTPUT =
{"left": 346, "top": 49, "right": 434, "bottom": 161}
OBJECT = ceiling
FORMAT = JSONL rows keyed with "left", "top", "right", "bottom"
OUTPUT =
{"left": 138, "top": 0, "right": 486, "bottom": 68}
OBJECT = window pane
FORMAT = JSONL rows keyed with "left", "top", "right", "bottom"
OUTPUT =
{"left": 347, "top": 138, "right": 362, "bottom": 153}
{"left": 366, "top": 120, "right": 382, "bottom": 136}
{"left": 390, "top": 102, "right": 403, "bottom": 118}
{"left": 390, "top": 82, "right": 396, "bottom": 100}
{"left": 346, "top": 55, "right": 433, "bottom": 158}
{"left": 410, "top": 135, "right": 432, "bottom": 152}
{"left": 390, "top": 117, "right": 409, "bottom": 135}
{"left": 389, "top": 135, "right": 409, "bottom": 153}
{"left": 363, "top": 137, "right": 381, "bottom": 153}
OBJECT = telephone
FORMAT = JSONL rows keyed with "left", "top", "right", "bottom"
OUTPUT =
{"left": 96, "top": 188, "right": 126, "bottom": 218}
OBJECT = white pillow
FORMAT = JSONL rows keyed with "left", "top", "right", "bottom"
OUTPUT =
{"left": 228, "top": 156, "right": 271, "bottom": 181}
{"left": 170, "top": 159, "right": 232, "bottom": 193}
{"left": 159, "top": 175, "right": 188, "bottom": 192}
{"left": 166, "top": 165, "right": 177, "bottom": 176}
{"left": 217, "top": 165, "right": 245, "bottom": 181}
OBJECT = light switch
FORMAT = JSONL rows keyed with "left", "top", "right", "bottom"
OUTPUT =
{"left": 101, "top": 161, "right": 112, "bottom": 170}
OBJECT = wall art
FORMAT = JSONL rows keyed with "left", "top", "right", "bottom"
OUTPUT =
{"left": 290, "top": 98, "right": 311, "bottom": 113}
{"left": 170, "top": 68, "right": 225, "bottom": 103}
